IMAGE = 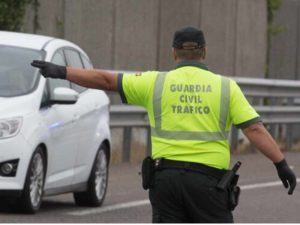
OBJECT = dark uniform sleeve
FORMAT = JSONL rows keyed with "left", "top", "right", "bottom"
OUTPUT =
{"left": 117, "top": 73, "right": 128, "bottom": 103}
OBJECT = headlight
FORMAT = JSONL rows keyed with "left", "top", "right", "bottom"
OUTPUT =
{"left": 0, "top": 117, "right": 23, "bottom": 139}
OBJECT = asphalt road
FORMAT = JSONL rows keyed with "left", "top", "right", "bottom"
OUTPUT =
{"left": 0, "top": 152, "right": 299, "bottom": 223}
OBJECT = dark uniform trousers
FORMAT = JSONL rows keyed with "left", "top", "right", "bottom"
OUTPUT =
{"left": 149, "top": 168, "right": 233, "bottom": 223}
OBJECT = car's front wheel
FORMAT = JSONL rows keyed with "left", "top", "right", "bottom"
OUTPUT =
{"left": 15, "top": 147, "right": 46, "bottom": 213}
{"left": 73, "top": 144, "right": 109, "bottom": 206}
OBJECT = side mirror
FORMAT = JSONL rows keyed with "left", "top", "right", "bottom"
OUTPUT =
{"left": 51, "top": 87, "right": 79, "bottom": 105}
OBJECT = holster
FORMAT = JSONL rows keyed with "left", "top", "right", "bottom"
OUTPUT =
{"left": 141, "top": 156, "right": 155, "bottom": 190}
{"left": 227, "top": 174, "right": 241, "bottom": 211}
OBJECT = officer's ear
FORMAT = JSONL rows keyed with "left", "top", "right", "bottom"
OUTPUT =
{"left": 201, "top": 47, "right": 207, "bottom": 60}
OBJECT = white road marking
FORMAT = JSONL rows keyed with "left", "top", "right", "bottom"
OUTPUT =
{"left": 67, "top": 199, "right": 150, "bottom": 216}
{"left": 66, "top": 178, "right": 300, "bottom": 216}
{"left": 241, "top": 178, "right": 300, "bottom": 190}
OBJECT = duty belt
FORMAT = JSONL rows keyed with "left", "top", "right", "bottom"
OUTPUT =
{"left": 154, "top": 158, "right": 227, "bottom": 180}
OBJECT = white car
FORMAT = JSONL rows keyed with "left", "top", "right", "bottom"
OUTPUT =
{"left": 0, "top": 31, "right": 111, "bottom": 213}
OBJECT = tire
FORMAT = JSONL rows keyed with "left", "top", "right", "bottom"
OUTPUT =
{"left": 15, "top": 147, "right": 46, "bottom": 213}
{"left": 73, "top": 144, "right": 109, "bottom": 207}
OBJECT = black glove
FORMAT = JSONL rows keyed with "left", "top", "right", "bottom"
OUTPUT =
{"left": 31, "top": 60, "right": 67, "bottom": 79}
{"left": 274, "top": 159, "right": 297, "bottom": 195}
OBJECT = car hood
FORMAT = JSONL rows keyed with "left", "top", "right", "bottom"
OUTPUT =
{"left": 0, "top": 96, "right": 36, "bottom": 118}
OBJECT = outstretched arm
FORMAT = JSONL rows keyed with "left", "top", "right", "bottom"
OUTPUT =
{"left": 66, "top": 67, "right": 118, "bottom": 91}
{"left": 31, "top": 60, "right": 118, "bottom": 91}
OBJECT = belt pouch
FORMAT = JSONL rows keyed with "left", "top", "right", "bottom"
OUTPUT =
{"left": 228, "top": 174, "right": 241, "bottom": 211}
{"left": 141, "top": 156, "right": 155, "bottom": 190}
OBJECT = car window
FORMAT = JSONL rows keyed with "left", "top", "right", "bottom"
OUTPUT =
{"left": 65, "top": 49, "right": 87, "bottom": 93}
{"left": 0, "top": 46, "right": 42, "bottom": 97}
{"left": 81, "top": 54, "right": 93, "bottom": 69}
{"left": 48, "top": 50, "right": 70, "bottom": 94}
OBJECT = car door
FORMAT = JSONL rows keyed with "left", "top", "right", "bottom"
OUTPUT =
{"left": 64, "top": 49, "right": 102, "bottom": 183}
{"left": 40, "top": 49, "right": 79, "bottom": 189}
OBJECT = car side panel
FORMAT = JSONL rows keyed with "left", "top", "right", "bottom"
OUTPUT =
{"left": 71, "top": 90, "right": 110, "bottom": 185}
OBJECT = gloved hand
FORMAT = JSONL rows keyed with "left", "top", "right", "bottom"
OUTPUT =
{"left": 31, "top": 60, "right": 67, "bottom": 79}
{"left": 274, "top": 159, "right": 297, "bottom": 195}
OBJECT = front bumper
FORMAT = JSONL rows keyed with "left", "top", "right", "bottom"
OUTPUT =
{"left": 0, "top": 134, "right": 33, "bottom": 190}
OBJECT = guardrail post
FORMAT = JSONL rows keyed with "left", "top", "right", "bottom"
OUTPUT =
{"left": 268, "top": 98, "right": 277, "bottom": 138}
{"left": 286, "top": 125, "right": 292, "bottom": 150}
{"left": 123, "top": 127, "right": 132, "bottom": 162}
{"left": 146, "top": 127, "right": 152, "bottom": 156}
{"left": 285, "top": 98, "right": 294, "bottom": 150}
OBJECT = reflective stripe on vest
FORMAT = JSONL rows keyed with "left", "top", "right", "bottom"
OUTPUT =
{"left": 151, "top": 72, "right": 230, "bottom": 141}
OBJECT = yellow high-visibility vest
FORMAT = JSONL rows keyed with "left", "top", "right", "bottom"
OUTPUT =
{"left": 118, "top": 61, "right": 260, "bottom": 169}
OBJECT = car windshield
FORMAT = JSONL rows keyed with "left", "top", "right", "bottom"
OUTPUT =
{"left": 0, "top": 46, "right": 42, "bottom": 97}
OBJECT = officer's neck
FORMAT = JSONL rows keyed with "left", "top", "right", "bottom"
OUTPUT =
{"left": 176, "top": 59, "right": 203, "bottom": 63}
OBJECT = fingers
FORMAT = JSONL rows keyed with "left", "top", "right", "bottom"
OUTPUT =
{"left": 281, "top": 177, "right": 297, "bottom": 195}
{"left": 30, "top": 60, "right": 47, "bottom": 77}
{"left": 288, "top": 178, "right": 297, "bottom": 195}
{"left": 281, "top": 179, "right": 289, "bottom": 188}
{"left": 31, "top": 60, "right": 46, "bottom": 68}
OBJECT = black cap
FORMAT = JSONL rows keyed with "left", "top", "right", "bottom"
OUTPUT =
{"left": 172, "top": 26, "right": 205, "bottom": 49}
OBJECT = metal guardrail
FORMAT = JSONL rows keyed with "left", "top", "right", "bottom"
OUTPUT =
{"left": 110, "top": 76, "right": 300, "bottom": 160}
{"left": 233, "top": 77, "right": 300, "bottom": 98}
{"left": 110, "top": 105, "right": 148, "bottom": 127}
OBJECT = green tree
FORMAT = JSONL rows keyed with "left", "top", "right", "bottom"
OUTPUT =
{"left": 266, "top": 0, "right": 283, "bottom": 77}
{"left": 267, "top": 0, "right": 283, "bottom": 36}
{"left": 0, "top": 0, "right": 32, "bottom": 31}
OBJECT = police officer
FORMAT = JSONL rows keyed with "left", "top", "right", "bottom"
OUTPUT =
{"left": 31, "top": 26, "right": 296, "bottom": 223}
